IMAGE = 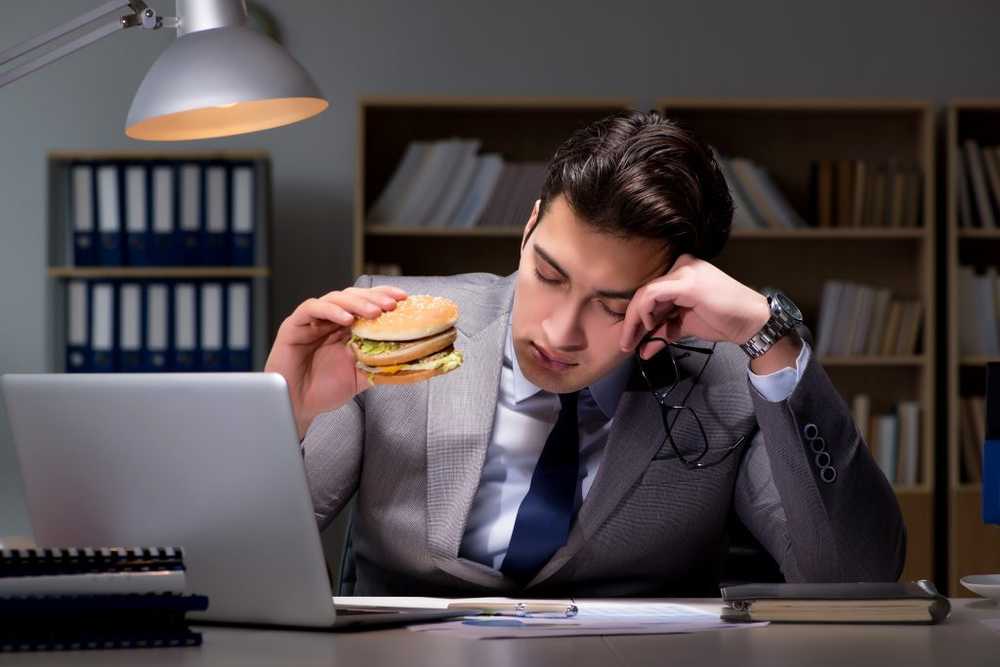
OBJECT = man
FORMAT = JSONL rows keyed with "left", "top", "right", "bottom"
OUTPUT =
{"left": 265, "top": 111, "right": 905, "bottom": 597}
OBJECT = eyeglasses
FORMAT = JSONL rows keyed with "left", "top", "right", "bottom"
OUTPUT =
{"left": 635, "top": 332, "right": 748, "bottom": 469}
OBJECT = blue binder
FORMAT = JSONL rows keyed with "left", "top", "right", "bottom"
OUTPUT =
{"left": 150, "top": 162, "right": 179, "bottom": 266}
{"left": 143, "top": 282, "right": 171, "bottom": 372}
{"left": 96, "top": 162, "right": 124, "bottom": 266}
{"left": 984, "top": 363, "right": 1000, "bottom": 524}
{"left": 203, "top": 163, "right": 230, "bottom": 266}
{"left": 118, "top": 282, "right": 144, "bottom": 373}
{"left": 69, "top": 162, "right": 97, "bottom": 266}
{"left": 178, "top": 163, "right": 203, "bottom": 266}
{"left": 65, "top": 280, "right": 91, "bottom": 373}
{"left": 171, "top": 282, "right": 199, "bottom": 372}
{"left": 199, "top": 282, "right": 227, "bottom": 371}
{"left": 226, "top": 281, "right": 253, "bottom": 371}
{"left": 89, "top": 281, "right": 117, "bottom": 372}
{"left": 124, "top": 163, "right": 152, "bottom": 266}
{"left": 230, "top": 163, "right": 256, "bottom": 266}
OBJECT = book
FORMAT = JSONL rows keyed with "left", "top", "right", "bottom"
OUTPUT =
{"left": 835, "top": 159, "right": 855, "bottom": 228}
{"left": 960, "top": 398, "right": 983, "bottom": 483}
{"left": 721, "top": 581, "right": 950, "bottom": 624}
{"left": 852, "top": 394, "right": 871, "bottom": 444}
{"left": 895, "top": 401, "right": 920, "bottom": 486}
{"left": 716, "top": 153, "right": 765, "bottom": 230}
{"left": 964, "top": 140, "right": 996, "bottom": 229}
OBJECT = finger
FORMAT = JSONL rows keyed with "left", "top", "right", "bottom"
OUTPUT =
{"left": 342, "top": 286, "right": 403, "bottom": 311}
{"left": 369, "top": 285, "right": 408, "bottom": 300}
{"left": 325, "top": 292, "right": 386, "bottom": 321}
{"left": 288, "top": 298, "right": 354, "bottom": 328}
{"left": 640, "top": 337, "right": 668, "bottom": 360}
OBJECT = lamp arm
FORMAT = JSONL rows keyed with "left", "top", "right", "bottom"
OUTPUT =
{"left": 0, "top": 1, "right": 177, "bottom": 90}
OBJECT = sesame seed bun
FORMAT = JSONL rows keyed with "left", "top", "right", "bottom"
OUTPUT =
{"left": 366, "top": 366, "right": 454, "bottom": 385}
{"left": 351, "top": 295, "right": 459, "bottom": 342}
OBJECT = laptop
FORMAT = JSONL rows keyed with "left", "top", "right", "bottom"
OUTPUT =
{"left": 1, "top": 372, "right": 466, "bottom": 629}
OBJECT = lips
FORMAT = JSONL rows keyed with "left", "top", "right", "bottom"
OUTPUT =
{"left": 530, "top": 342, "right": 577, "bottom": 370}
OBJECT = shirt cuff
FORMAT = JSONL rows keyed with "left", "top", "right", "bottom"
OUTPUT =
{"left": 747, "top": 339, "right": 811, "bottom": 403}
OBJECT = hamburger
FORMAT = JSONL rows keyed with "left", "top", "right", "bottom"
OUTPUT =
{"left": 349, "top": 294, "right": 464, "bottom": 385}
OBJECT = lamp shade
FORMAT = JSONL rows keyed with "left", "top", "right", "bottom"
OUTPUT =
{"left": 126, "top": 25, "right": 327, "bottom": 141}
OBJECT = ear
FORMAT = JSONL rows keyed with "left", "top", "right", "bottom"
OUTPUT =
{"left": 521, "top": 199, "right": 541, "bottom": 249}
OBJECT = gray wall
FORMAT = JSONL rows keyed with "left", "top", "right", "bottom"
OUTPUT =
{"left": 2, "top": 0, "right": 998, "bottom": 548}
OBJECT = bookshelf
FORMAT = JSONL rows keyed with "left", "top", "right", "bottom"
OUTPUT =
{"left": 354, "top": 97, "right": 633, "bottom": 277}
{"left": 46, "top": 150, "right": 273, "bottom": 373}
{"left": 946, "top": 101, "right": 1000, "bottom": 596}
{"left": 657, "top": 99, "right": 936, "bottom": 584}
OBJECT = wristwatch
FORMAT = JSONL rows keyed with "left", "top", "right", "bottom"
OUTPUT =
{"left": 740, "top": 288, "right": 803, "bottom": 359}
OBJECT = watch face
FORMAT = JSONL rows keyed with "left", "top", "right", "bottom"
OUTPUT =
{"left": 775, "top": 292, "right": 803, "bottom": 322}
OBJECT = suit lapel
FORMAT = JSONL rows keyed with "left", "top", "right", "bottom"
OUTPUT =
{"left": 425, "top": 279, "right": 514, "bottom": 587}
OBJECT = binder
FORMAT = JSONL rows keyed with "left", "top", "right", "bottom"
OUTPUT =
{"left": 89, "top": 281, "right": 116, "bottom": 372}
{"left": 985, "top": 363, "right": 1000, "bottom": 523}
{"left": 172, "top": 282, "right": 198, "bottom": 372}
{"left": 118, "top": 282, "right": 143, "bottom": 373}
{"left": 178, "top": 163, "right": 203, "bottom": 266}
{"left": 226, "top": 281, "right": 252, "bottom": 371}
{"left": 70, "top": 162, "right": 97, "bottom": 266}
{"left": 144, "top": 282, "right": 170, "bottom": 372}
{"left": 203, "top": 164, "right": 230, "bottom": 265}
{"left": 124, "top": 163, "right": 152, "bottom": 266}
{"left": 199, "top": 282, "right": 226, "bottom": 371}
{"left": 151, "top": 163, "right": 179, "bottom": 265}
{"left": 96, "top": 163, "right": 124, "bottom": 266}
{"left": 230, "top": 163, "right": 256, "bottom": 266}
{"left": 65, "top": 280, "right": 90, "bottom": 373}
{"left": 0, "top": 546, "right": 187, "bottom": 577}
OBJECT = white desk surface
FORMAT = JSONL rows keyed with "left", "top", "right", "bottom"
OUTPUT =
{"left": 1, "top": 598, "right": 997, "bottom": 666}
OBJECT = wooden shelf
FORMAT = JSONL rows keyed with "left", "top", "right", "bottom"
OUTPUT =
{"left": 960, "top": 356, "right": 1000, "bottom": 366}
{"left": 48, "top": 267, "right": 271, "bottom": 279}
{"left": 364, "top": 226, "right": 928, "bottom": 240}
{"left": 819, "top": 355, "right": 926, "bottom": 367}
{"left": 957, "top": 229, "right": 1000, "bottom": 239}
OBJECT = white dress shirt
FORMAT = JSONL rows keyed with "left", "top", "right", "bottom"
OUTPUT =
{"left": 459, "top": 327, "right": 812, "bottom": 570}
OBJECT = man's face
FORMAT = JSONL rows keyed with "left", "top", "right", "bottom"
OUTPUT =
{"left": 511, "top": 195, "right": 670, "bottom": 394}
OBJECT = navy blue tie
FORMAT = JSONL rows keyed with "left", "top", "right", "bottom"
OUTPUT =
{"left": 501, "top": 391, "right": 580, "bottom": 583}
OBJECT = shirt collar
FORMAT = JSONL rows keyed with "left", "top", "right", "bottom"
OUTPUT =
{"left": 504, "top": 325, "right": 632, "bottom": 421}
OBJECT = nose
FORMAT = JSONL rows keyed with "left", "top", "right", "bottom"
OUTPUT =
{"left": 541, "top": 301, "right": 585, "bottom": 351}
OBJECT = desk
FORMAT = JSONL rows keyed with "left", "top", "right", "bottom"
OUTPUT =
{"left": 2, "top": 599, "right": 997, "bottom": 666}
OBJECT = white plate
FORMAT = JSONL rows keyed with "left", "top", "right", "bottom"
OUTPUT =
{"left": 960, "top": 574, "right": 1000, "bottom": 601}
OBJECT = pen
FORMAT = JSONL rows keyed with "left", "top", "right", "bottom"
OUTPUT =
{"left": 447, "top": 601, "right": 579, "bottom": 618}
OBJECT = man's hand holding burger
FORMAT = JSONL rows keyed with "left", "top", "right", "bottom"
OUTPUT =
{"left": 265, "top": 285, "right": 409, "bottom": 440}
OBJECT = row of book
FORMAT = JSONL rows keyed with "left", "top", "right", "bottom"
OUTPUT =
{"left": 958, "top": 396, "right": 987, "bottom": 483}
{"left": 957, "top": 266, "right": 1000, "bottom": 356}
{"left": 361, "top": 261, "right": 403, "bottom": 276}
{"left": 809, "top": 158, "right": 923, "bottom": 229}
{"left": 68, "top": 159, "right": 260, "bottom": 267}
{"left": 852, "top": 395, "right": 921, "bottom": 486}
{"left": 1, "top": 547, "right": 206, "bottom": 652}
{"left": 956, "top": 139, "right": 1000, "bottom": 229}
{"left": 66, "top": 279, "right": 253, "bottom": 374}
{"left": 366, "top": 138, "right": 547, "bottom": 229}
{"left": 815, "top": 280, "right": 924, "bottom": 358}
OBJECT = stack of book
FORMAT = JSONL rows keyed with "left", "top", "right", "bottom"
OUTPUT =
{"left": 851, "top": 395, "right": 921, "bottom": 486}
{"left": 68, "top": 159, "right": 260, "bottom": 267}
{"left": 366, "top": 139, "right": 547, "bottom": 229}
{"left": 715, "top": 154, "right": 808, "bottom": 229}
{"left": 957, "top": 266, "right": 1000, "bottom": 356}
{"left": 65, "top": 279, "right": 253, "bottom": 373}
{"left": 815, "top": 280, "right": 923, "bottom": 358}
{"left": 956, "top": 139, "right": 1000, "bottom": 229}
{"left": 0, "top": 547, "right": 207, "bottom": 652}
{"left": 958, "top": 396, "right": 987, "bottom": 483}
{"left": 808, "top": 158, "right": 922, "bottom": 229}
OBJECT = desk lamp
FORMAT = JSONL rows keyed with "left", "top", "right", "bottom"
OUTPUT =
{"left": 0, "top": 0, "right": 328, "bottom": 140}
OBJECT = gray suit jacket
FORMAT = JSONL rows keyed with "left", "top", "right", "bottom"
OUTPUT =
{"left": 303, "top": 272, "right": 905, "bottom": 597}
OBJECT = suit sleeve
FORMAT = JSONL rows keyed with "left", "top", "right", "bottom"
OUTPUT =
{"left": 733, "top": 326, "right": 906, "bottom": 582}
{"left": 300, "top": 274, "right": 372, "bottom": 531}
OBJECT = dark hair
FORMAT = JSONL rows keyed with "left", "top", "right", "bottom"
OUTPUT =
{"left": 530, "top": 110, "right": 733, "bottom": 262}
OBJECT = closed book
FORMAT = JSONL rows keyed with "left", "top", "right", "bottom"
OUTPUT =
{"left": 178, "top": 163, "right": 203, "bottom": 265}
{"left": 851, "top": 160, "right": 868, "bottom": 228}
{"left": 366, "top": 141, "right": 430, "bottom": 226}
{"left": 151, "top": 163, "right": 179, "bottom": 265}
{"left": 960, "top": 398, "right": 983, "bottom": 483}
{"left": 117, "top": 282, "right": 143, "bottom": 373}
{"left": 864, "top": 288, "right": 893, "bottom": 356}
{"left": 812, "top": 159, "right": 834, "bottom": 227}
{"left": 852, "top": 394, "right": 871, "bottom": 445}
{"left": 230, "top": 163, "right": 256, "bottom": 266}
{"left": 124, "top": 163, "right": 152, "bottom": 266}
{"left": 835, "top": 159, "right": 855, "bottom": 227}
{"left": 965, "top": 140, "right": 996, "bottom": 229}
{"left": 450, "top": 154, "right": 504, "bottom": 229}
{"left": 143, "top": 282, "right": 170, "bottom": 372}
{"left": 717, "top": 153, "right": 765, "bottom": 230}
{"left": 65, "top": 280, "right": 90, "bottom": 373}
{"left": 0, "top": 547, "right": 186, "bottom": 577}
{"left": 203, "top": 164, "right": 230, "bottom": 265}
{"left": 984, "top": 364, "right": 1000, "bottom": 523}
{"left": 814, "top": 280, "right": 843, "bottom": 358}
{"left": 895, "top": 401, "right": 920, "bottom": 486}
{"left": 70, "top": 162, "right": 97, "bottom": 266}
{"left": 96, "top": 163, "right": 124, "bottom": 265}
{"left": 721, "top": 581, "right": 950, "bottom": 624}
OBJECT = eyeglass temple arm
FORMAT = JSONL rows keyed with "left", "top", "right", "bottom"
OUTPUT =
{"left": 0, "top": 1, "right": 177, "bottom": 90}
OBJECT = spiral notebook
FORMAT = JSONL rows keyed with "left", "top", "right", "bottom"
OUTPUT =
{"left": 0, "top": 547, "right": 187, "bottom": 596}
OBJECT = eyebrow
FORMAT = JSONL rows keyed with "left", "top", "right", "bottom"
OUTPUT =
{"left": 534, "top": 245, "right": 638, "bottom": 300}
